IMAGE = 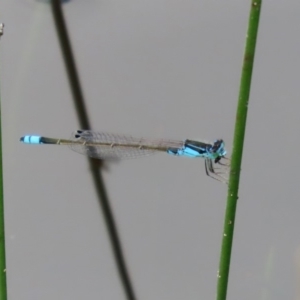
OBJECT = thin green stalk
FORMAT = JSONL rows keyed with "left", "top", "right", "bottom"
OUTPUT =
{"left": 0, "top": 39, "right": 7, "bottom": 299}
{"left": 216, "top": 1, "right": 262, "bottom": 299}
{"left": 0, "top": 133, "right": 6, "bottom": 300}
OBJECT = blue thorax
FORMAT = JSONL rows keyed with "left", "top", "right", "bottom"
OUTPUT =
{"left": 167, "top": 139, "right": 226, "bottom": 161}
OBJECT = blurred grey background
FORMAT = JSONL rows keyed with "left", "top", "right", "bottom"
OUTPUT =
{"left": 1, "top": 0, "right": 300, "bottom": 299}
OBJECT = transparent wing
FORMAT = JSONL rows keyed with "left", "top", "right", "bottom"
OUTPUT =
{"left": 69, "top": 130, "right": 184, "bottom": 160}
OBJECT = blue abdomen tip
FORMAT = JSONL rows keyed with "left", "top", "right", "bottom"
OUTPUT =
{"left": 20, "top": 135, "right": 42, "bottom": 144}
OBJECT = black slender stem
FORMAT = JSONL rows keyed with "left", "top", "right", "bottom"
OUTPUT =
{"left": 50, "top": 1, "right": 136, "bottom": 299}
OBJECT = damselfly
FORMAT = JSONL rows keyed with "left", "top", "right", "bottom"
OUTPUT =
{"left": 20, "top": 130, "right": 229, "bottom": 182}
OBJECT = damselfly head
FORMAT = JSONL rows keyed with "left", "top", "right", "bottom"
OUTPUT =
{"left": 211, "top": 139, "right": 227, "bottom": 162}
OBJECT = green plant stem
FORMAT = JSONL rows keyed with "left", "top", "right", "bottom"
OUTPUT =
{"left": 216, "top": 1, "right": 262, "bottom": 300}
{"left": 0, "top": 61, "right": 7, "bottom": 300}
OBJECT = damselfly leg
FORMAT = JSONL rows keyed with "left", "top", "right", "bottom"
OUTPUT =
{"left": 205, "top": 158, "right": 229, "bottom": 184}
{"left": 218, "top": 156, "right": 231, "bottom": 167}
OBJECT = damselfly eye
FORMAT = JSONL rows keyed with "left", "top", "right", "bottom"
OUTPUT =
{"left": 211, "top": 140, "right": 222, "bottom": 152}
